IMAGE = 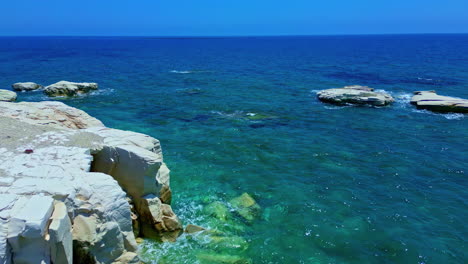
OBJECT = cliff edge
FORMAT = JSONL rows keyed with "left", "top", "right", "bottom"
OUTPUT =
{"left": 0, "top": 101, "right": 181, "bottom": 264}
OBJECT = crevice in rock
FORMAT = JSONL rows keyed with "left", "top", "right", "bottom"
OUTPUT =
{"left": 72, "top": 240, "right": 96, "bottom": 264}
{"left": 89, "top": 145, "right": 182, "bottom": 242}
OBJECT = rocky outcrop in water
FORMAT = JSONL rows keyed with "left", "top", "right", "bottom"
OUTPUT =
{"left": 0, "top": 101, "right": 181, "bottom": 263}
{"left": 317, "top": 85, "right": 394, "bottom": 106}
{"left": 410, "top": 91, "right": 468, "bottom": 113}
{"left": 0, "top": 90, "right": 17, "bottom": 102}
{"left": 12, "top": 82, "right": 43, "bottom": 92}
{"left": 44, "top": 81, "right": 98, "bottom": 97}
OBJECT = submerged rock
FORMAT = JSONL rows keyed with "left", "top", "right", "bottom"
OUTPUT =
{"left": 0, "top": 100, "right": 180, "bottom": 263}
{"left": 185, "top": 224, "right": 206, "bottom": 234}
{"left": 0, "top": 90, "right": 17, "bottom": 102}
{"left": 244, "top": 113, "right": 276, "bottom": 121}
{"left": 177, "top": 88, "right": 204, "bottom": 95}
{"left": 12, "top": 82, "right": 43, "bottom": 91}
{"left": 410, "top": 90, "right": 468, "bottom": 113}
{"left": 44, "top": 81, "right": 98, "bottom": 97}
{"left": 196, "top": 252, "right": 252, "bottom": 264}
{"left": 204, "top": 201, "right": 231, "bottom": 221}
{"left": 317, "top": 85, "right": 394, "bottom": 106}
{"left": 229, "top": 193, "right": 261, "bottom": 221}
{"left": 208, "top": 235, "right": 249, "bottom": 251}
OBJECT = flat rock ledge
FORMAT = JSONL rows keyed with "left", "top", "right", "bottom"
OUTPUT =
{"left": 317, "top": 85, "right": 394, "bottom": 106}
{"left": 0, "top": 101, "right": 181, "bottom": 264}
{"left": 0, "top": 90, "right": 17, "bottom": 102}
{"left": 411, "top": 91, "right": 468, "bottom": 113}
{"left": 12, "top": 82, "right": 43, "bottom": 92}
{"left": 44, "top": 81, "right": 98, "bottom": 97}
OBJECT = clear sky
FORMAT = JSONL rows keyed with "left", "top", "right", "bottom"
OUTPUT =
{"left": 1, "top": 0, "right": 467, "bottom": 36}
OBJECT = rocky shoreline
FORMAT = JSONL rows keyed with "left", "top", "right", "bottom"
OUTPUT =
{"left": 0, "top": 101, "right": 182, "bottom": 264}
{"left": 0, "top": 81, "right": 466, "bottom": 263}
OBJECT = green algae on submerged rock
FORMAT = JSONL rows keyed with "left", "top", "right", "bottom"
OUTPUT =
{"left": 204, "top": 201, "right": 231, "bottom": 221}
{"left": 196, "top": 252, "right": 252, "bottom": 264}
{"left": 208, "top": 235, "right": 249, "bottom": 251}
{"left": 185, "top": 224, "right": 206, "bottom": 234}
{"left": 230, "top": 193, "right": 256, "bottom": 208}
{"left": 229, "top": 193, "right": 261, "bottom": 221}
{"left": 244, "top": 112, "right": 277, "bottom": 120}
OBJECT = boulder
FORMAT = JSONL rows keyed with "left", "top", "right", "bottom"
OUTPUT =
{"left": 7, "top": 195, "right": 54, "bottom": 264}
{"left": 44, "top": 81, "right": 98, "bottom": 97}
{"left": 0, "top": 90, "right": 17, "bottom": 102}
{"left": 317, "top": 85, "right": 394, "bottom": 106}
{"left": 0, "top": 100, "right": 180, "bottom": 263}
{"left": 48, "top": 202, "right": 73, "bottom": 264}
{"left": 12, "top": 82, "right": 43, "bottom": 91}
{"left": 137, "top": 195, "right": 182, "bottom": 241}
{"left": 411, "top": 91, "right": 468, "bottom": 113}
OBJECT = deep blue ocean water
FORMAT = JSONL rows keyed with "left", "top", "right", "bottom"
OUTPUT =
{"left": 0, "top": 35, "right": 467, "bottom": 263}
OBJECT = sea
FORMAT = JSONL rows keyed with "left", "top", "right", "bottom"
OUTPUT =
{"left": 0, "top": 35, "right": 467, "bottom": 263}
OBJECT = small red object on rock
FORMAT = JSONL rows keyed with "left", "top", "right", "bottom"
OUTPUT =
{"left": 24, "top": 149, "right": 34, "bottom": 154}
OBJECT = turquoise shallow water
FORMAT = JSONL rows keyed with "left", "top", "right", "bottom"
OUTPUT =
{"left": 1, "top": 35, "right": 467, "bottom": 263}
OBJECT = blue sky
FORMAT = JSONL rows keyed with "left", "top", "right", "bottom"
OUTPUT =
{"left": 1, "top": 0, "right": 467, "bottom": 36}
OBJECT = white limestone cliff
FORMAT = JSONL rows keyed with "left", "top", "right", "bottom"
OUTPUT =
{"left": 0, "top": 101, "right": 182, "bottom": 264}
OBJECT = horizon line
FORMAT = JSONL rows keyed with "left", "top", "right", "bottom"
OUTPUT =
{"left": 1, "top": 32, "right": 468, "bottom": 38}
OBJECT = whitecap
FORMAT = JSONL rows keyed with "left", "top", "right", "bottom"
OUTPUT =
{"left": 323, "top": 104, "right": 354, "bottom": 110}
{"left": 411, "top": 108, "right": 465, "bottom": 120}
{"left": 417, "top": 77, "right": 433, "bottom": 81}
{"left": 170, "top": 70, "right": 192, "bottom": 74}
{"left": 89, "top": 88, "right": 115, "bottom": 96}
{"left": 210, "top": 110, "right": 245, "bottom": 118}
{"left": 390, "top": 92, "right": 413, "bottom": 108}
{"left": 444, "top": 113, "right": 465, "bottom": 120}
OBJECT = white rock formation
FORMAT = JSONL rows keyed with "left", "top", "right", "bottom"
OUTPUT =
{"left": 12, "top": 82, "right": 43, "bottom": 92}
{"left": 44, "top": 81, "right": 98, "bottom": 97}
{"left": 0, "top": 101, "right": 104, "bottom": 129}
{"left": 317, "top": 85, "right": 394, "bottom": 106}
{"left": 0, "top": 101, "right": 181, "bottom": 264}
{"left": 411, "top": 90, "right": 468, "bottom": 113}
{"left": 0, "top": 90, "right": 16, "bottom": 102}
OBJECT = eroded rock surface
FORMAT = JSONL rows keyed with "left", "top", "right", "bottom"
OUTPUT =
{"left": 0, "top": 101, "right": 104, "bottom": 129}
{"left": 44, "top": 81, "right": 98, "bottom": 97}
{"left": 12, "top": 82, "right": 43, "bottom": 92}
{"left": 317, "top": 85, "right": 394, "bottom": 106}
{"left": 0, "top": 90, "right": 17, "bottom": 102}
{"left": 411, "top": 91, "right": 468, "bottom": 113}
{"left": 0, "top": 101, "right": 181, "bottom": 263}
